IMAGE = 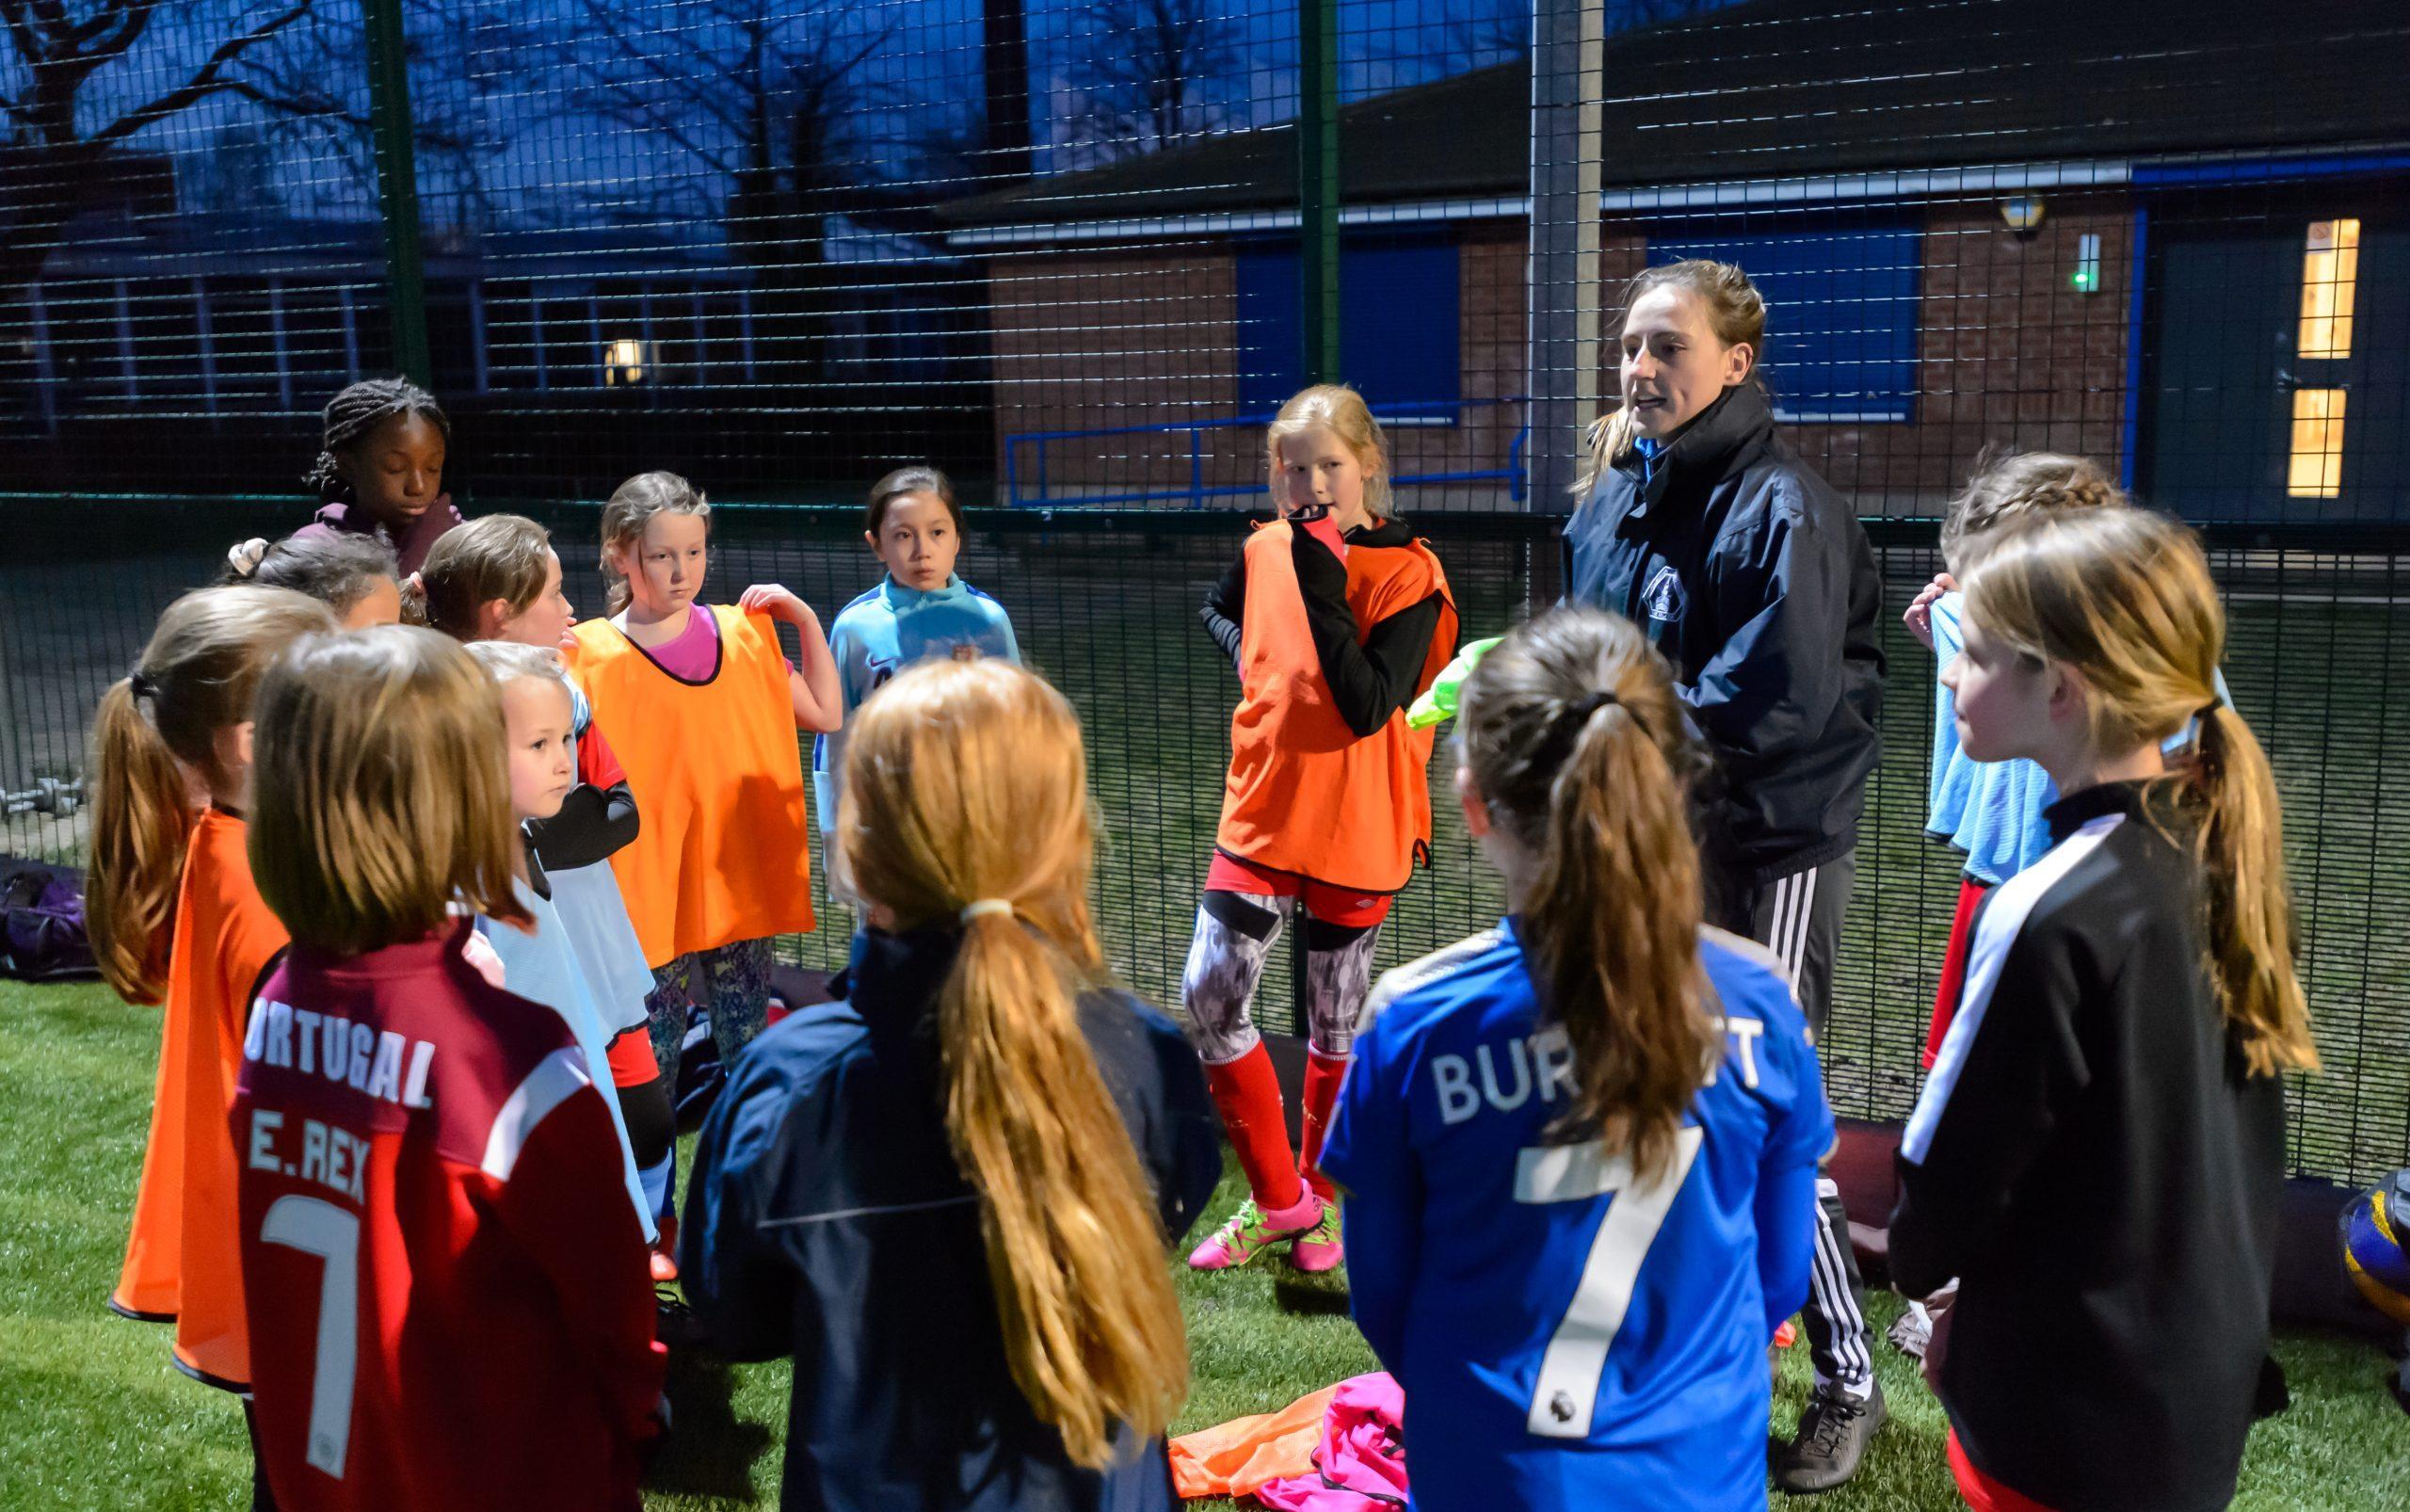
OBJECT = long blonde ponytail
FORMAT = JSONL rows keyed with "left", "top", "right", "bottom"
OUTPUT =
{"left": 1964, "top": 509, "right": 2317, "bottom": 1076}
{"left": 88, "top": 679, "right": 193, "bottom": 1004}
{"left": 2190, "top": 700, "right": 2317, "bottom": 1075}
{"left": 841, "top": 657, "right": 1188, "bottom": 1468}
{"left": 87, "top": 587, "right": 338, "bottom": 1003}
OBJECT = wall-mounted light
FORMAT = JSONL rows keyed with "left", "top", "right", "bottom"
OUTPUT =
{"left": 2000, "top": 194, "right": 2047, "bottom": 239}
{"left": 2072, "top": 233, "right": 2102, "bottom": 293}
{"left": 603, "top": 337, "right": 650, "bottom": 386}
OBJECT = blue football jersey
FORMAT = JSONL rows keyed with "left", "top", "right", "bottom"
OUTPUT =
{"left": 811, "top": 573, "right": 1020, "bottom": 832}
{"left": 1320, "top": 919, "right": 1832, "bottom": 1511}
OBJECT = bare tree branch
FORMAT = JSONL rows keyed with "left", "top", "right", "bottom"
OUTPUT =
{"left": 559, "top": 0, "right": 892, "bottom": 226}
{"left": 1055, "top": 0, "right": 1239, "bottom": 162}
{"left": 0, "top": 0, "right": 48, "bottom": 72}
{"left": 88, "top": 0, "right": 315, "bottom": 145}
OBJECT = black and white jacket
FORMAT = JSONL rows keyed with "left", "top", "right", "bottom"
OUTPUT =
{"left": 1889, "top": 781, "right": 2287, "bottom": 1512}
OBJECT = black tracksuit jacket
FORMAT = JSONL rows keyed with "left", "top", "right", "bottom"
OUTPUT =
{"left": 1561, "top": 383, "right": 1885, "bottom": 885}
{"left": 1890, "top": 781, "right": 2287, "bottom": 1512}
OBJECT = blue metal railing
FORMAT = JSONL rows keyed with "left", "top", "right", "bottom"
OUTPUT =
{"left": 1004, "top": 396, "right": 1531, "bottom": 509}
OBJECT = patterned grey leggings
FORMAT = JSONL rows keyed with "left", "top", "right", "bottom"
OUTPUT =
{"left": 1180, "top": 891, "right": 1384, "bottom": 1064}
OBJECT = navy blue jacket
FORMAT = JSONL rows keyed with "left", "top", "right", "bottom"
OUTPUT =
{"left": 1562, "top": 383, "right": 1885, "bottom": 884}
{"left": 680, "top": 925, "right": 1222, "bottom": 1512}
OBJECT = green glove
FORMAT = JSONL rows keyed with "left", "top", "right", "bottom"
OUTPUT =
{"left": 1407, "top": 636, "right": 1503, "bottom": 730}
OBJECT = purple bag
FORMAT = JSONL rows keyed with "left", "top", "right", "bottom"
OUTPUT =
{"left": 2, "top": 857, "right": 99, "bottom": 982}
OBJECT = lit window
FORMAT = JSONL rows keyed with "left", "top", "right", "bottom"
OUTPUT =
{"left": 603, "top": 337, "right": 650, "bottom": 386}
{"left": 2297, "top": 219, "right": 2359, "bottom": 359}
{"left": 2287, "top": 388, "right": 2346, "bottom": 498}
{"left": 2072, "top": 233, "right": 2102, "bottom": 293}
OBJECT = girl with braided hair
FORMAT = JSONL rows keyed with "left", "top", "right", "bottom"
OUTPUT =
{"left": 1898, "top": 452, "right": 2209, "bottom": 1069}
{"left": 286, "top": 377, "right": 463, "bottom": 574}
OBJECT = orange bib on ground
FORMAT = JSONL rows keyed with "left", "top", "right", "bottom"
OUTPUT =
{"left": 112, "top": 807, "right": 288, "bottom": 1390}
{"left": 1168, "top": 1380, "right": 1342, "bottom": 1500}
{"left": 1216, "top": 521, "right": 1456, "bottom": 893}
{"left": 570, "top": 605, "right": 814, "bottom": 966}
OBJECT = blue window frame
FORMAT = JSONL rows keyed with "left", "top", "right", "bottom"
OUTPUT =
{"left": 1235, "top": 235, "right": 1461, "bottom": 418}
{"left": 1644, "top": 222, "right": 1920, "bottom": 422}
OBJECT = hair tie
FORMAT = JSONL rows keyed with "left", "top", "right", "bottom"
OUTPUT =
{"left": 959, "top": 898, "right": 1014, "bottom": 924}
{"left": 128, "top": 669, "right": 156, "bottom": 700}
{"left": 1550, "top": 687, "right": 1655, "bottom": 752}
{"left": 226, "top": 537, "right": 269, "bottom": 578}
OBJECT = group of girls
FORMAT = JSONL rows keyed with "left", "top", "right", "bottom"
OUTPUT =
{"left": 92, "top": 375, "right": 1046, "bottom": 1505}
{"left": 87, "top": 255, "right": 2318, "bottom": 1512}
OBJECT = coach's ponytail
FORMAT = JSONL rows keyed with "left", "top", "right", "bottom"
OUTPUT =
{"left": 88, "top": 587, "right": 338, "bottom": 1003}
{"left": 1965, "top": 507, "right": 2318, "bottom": 1077}
{"left": 841, "top": 657, "right": 1187, "bottom": 1469}
{"left": 1458, "top": 607, "right": 1717, "bottom": 1182}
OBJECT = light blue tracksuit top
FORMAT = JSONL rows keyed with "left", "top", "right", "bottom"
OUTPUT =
{"left": 811, "top": 573, "right": 1020, "bottom": 833}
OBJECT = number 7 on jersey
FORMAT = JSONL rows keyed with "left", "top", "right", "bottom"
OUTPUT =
{"left": 1515, "top": 1125, "right": 1704, "bottom": 1438}
{"left": 262, "top": 1194, "right": 361, "bottom": 1478}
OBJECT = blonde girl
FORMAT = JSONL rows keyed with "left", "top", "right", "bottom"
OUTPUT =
{"left": 565, "top": 472, "right": 838, "bottom": 1239}
{"left": 682, "top": 657, "right": 1217, "bottom": 1508}
{"left": 423, "top": 515, "right": 676, "bottom": 1269}
{"left": 1892, "top": 507, "right": 2315, "bottom": 1512}
{"left": 1322, "top": 606, "right": 1831, "bottom": 1509}
{"left": 233, "top": 626, "right": 663, "bottom": 1507}
{"left": 462, "top": 639, "right": 658, "bottom": 1242}
{"left": 1185, "top": 383, "right": 1457, "bottom": 1273}
{"left": 88, "top": 586, "right": 335, "bottom": 1496}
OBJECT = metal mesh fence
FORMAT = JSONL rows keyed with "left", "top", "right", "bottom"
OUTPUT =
{"left": 3, "top": 0, "right": 2407, "bottom": 1186}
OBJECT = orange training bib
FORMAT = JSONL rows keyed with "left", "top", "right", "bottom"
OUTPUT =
{"left": 570, "top": 606, "right": 814, "bottom": 964}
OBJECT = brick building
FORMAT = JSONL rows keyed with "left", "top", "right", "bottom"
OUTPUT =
{"left": 940, "top": 0, "right": 2409, "bottom": 523}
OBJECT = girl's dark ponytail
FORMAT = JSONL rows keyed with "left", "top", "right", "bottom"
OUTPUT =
{"left": 1458, "top": 608, "right": 1716, "bottom": 1180}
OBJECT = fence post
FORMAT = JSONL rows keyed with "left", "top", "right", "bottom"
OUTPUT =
{"left": 1526, "top": 0, "right": 1604, "bottom": 513}
{"left": 1298, "top": 0, "right": 1342, "bottom": 385}
{"left": 362, "top": 0, "right": 432, "bottom": 389}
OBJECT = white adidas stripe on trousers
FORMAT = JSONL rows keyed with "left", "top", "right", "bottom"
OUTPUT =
{"left": 1766, "top": 864, "right": 1820, "bottom": 992}
{"left": 1810, "top": 1176, "right": 1874, "bottom": 1395}
{"left": 1759, "top": 861, "right": 1873, "bottom": 1397}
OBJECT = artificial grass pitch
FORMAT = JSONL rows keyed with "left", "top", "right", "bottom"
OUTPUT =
{"left": 4, "top": 978, "right": 2403, "bottom": 1509}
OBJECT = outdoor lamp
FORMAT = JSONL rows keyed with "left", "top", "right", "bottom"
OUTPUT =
{"left": 2000, "top": 195, "right": 2047, "bottom": 238}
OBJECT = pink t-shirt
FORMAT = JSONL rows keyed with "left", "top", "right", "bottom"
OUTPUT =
{"left": 649, "top": 603, "right": 721, "bottom": 682}
{"left": 637, "top": 606, "right": 791, "bottom": 683}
